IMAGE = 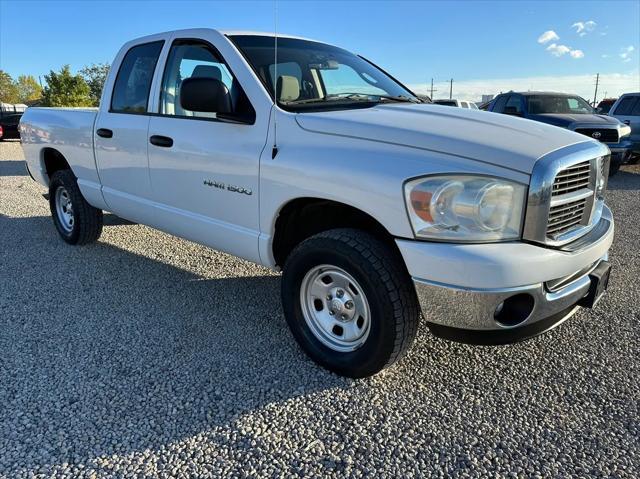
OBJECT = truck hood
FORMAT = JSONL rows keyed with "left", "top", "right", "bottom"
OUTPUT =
{"left": 527, "top": 113, "right": 622, "bottom": 128}
{"left": 295, "top": 104, "right": 593, "bottom": 174}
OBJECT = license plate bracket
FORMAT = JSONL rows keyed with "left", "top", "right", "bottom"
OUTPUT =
{"left": 578, "top": 261, "right": 611, "bottom": 309}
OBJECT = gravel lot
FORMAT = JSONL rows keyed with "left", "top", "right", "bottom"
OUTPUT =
{"left": 0, "top": 139, "right": 638, "bottom": 478}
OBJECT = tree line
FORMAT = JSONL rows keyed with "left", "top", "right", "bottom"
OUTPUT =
{"left": 0, "top": 64, "right": 110, "bottom": 107}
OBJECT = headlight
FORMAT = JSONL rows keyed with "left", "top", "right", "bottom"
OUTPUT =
{"left": 404, "top": 175, "right": 527, "bottom": 241}
{"left": 620, "top": 125, "right": 631, "bottom": 138}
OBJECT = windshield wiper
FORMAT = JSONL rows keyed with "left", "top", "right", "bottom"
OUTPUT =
{"left": 282, "top": 93, "right": 420, "bottom": 106}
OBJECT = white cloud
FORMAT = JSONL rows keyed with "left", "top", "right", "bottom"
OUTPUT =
{"left": 546, "top": 43, "right": 584, "bottom": 59}
{"left": 538, "top": 30, "right": 559, "bottom": 44}
{"left": 572, "top": 20, "right": 597, "bottom": 36}
{"left": 410, "top": 72, "right": 640, "bottom": 103}
{"left": 620, "top": 45, "right": 635, "bottom": 62}
{"left": 546, "top": 43, "right": 571, "bottom": 57}
{"left": 602, "top": 54, "right": 610, "bottom": 58}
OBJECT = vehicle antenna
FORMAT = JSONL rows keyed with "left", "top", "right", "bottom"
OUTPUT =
{"left": 271, "top": 0, "right": 279, "bottom": 159}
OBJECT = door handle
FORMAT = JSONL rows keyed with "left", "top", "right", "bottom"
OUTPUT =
{"left": 149, "top": 135, "right": 173, "bottom": 148}
{"left": 96, "top": 128, "right": 113, "bottom": 138}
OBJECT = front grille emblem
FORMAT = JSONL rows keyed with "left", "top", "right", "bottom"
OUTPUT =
{"left": 592, "top": 131, "right": 602, "bottom": 139}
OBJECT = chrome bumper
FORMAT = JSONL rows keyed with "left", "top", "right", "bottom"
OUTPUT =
{"left": 413, "top": 212, "right": 613, "bottom": 342}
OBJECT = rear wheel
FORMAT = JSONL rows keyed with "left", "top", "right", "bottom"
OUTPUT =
{"left": 281, "top": 228, "right": 420, "bottom": 378}
{"left": 49, "top": 170, "right": 103, "bottom": 245}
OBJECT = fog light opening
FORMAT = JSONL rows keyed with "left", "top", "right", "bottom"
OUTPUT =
{"left": 494, "top": 293, "right": 535, "bottom": 327}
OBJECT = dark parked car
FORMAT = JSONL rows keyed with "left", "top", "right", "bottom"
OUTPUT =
{"left": 0, "top": 112, "right": 23, "bottom": 140}
{"left": 487, "top": 91, "right": 633, "bottom": 175}
{"left": 596, "top": 98, "right": 618, "bottom": 115}
{"left": 608, "top": 92, "right": 640, "bottom": 162}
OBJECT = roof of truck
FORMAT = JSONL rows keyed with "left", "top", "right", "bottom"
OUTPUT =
{"left": 219, "top": 30, "right": 317, "bottom": 41}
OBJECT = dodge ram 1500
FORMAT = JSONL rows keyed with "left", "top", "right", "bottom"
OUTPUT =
{"left": 20, "top": 29, "right": 614, "bottom": 377}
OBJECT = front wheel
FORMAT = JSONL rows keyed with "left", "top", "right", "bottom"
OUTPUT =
{"left": 609, "top": 157, "right": 622, "bottom": 176}
{"left": 281, "top": 228, "right": 420, "bottom": 378}
{"left": 49, "top": 170, "right": 103, "bottom": 245}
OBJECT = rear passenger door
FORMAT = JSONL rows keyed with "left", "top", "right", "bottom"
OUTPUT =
{"left": 94, "top": 39, "right": 165, "bottom": 216}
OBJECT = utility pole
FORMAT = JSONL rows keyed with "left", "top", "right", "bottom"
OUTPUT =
{"left": 429, "top": 78, "right": 437, "bottom": 99}
{"left": 449, "top": 78, "right": 453, "bottom": 99}
{"left": 593, "top": 73, "right": 599, "bottom": 106}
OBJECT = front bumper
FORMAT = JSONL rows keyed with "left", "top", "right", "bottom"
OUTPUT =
{"left": 397, "top": 205, "right": 614, "bottom": 343}
{"left": 607, "top": 139, "right": 634, "bottom": 163}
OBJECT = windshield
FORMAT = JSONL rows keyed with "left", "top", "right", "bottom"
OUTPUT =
{"left": 229, "top": 35, "right": 418, "bottom": 111}
{"left": 527, "top": 95, "right": 594, "bottom": 114}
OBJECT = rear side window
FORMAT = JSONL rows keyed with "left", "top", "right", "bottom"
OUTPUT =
{"left": 613, "top": 96, "right": 638, "bottom": 116}
{"left": 631, "top": 98, "right": 640, "bottom": 116}
{"left": 505, "top": 95, "right": 523, "bottom": 114}
{"left": 111, "top": 41, "right": 164, "bottom": 113}
{"left": 492, "top": 95, "right": 508, "bottom": 112}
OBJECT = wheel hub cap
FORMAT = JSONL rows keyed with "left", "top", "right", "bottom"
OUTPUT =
{"left": 300, "top": 265, "right": 371, "bottom": 352}
{"left": 55, "top": 187, "right": 74, "bottom": 233}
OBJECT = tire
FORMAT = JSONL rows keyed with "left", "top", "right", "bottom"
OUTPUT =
{"left": 281, "top": 228, "right": 420, "bottom": 378}
{"left": 609, "top": 157, "right": 621, "bottom": 176}
{"left": 49, "top": 170, "right": 103, "bottom": 245}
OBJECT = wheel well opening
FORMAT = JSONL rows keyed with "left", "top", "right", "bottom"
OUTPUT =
{"left": 272, "top": 198, "right": 398, "bottom": 267}
{"left": 42, "top": 148, "right": 71, "bottom": 179}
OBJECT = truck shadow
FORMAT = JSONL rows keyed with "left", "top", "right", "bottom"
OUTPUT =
{"left": 0, "top": 213, "right": 349, "bottom": 475}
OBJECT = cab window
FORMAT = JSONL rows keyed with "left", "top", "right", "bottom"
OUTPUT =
{"left": 159, "top": 39, "right": 254, "bottom": 120}
{"left": 111, "top": 41, "right": 164, "bottom": 113}
{"left": 504, "top": 95, "right": 523, "bottom": 114}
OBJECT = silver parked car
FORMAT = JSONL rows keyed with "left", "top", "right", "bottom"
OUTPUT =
{"left": 609, "top": 92, "right": 640, "bottom": 162}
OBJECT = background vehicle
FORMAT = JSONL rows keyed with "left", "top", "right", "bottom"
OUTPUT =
{"left": 609, "top": 92, "right": 640, "bottom": 163}
{"left": 19, "top": 29, "right": 614, "bottom": 378}
{"left": 0, "top": 109, "right": 24, "bottom": 140}
{"left": 487, "top": 91, "right": 633, "bottom": 175}
{"left": 596, "top": 98, "right": 618, "bottom": 115}
{"left": 433, "top": 98, "right": 478, "bottom": 109}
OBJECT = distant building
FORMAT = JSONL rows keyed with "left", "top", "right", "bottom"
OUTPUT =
{"left": 481, "top": 94, "right": 494, "bottom": 103}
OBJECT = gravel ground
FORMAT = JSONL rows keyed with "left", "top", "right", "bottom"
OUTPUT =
{"left": 0, "top": 139, "right": 638, "bottom": 478}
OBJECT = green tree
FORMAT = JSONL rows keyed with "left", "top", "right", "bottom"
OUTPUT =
{"left": 80, "top": 63, "right": 110, "bottom": 106}
{"left": 0, "top": 70, "right": 20, "bottom": 103}
{"left": 16, "top": 75, "right": 43, "bottom": 103}
{"left": 41, "top": 65, "right": 92, "bottom": 107}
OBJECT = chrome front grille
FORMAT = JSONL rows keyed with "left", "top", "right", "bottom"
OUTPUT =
{"left": 546, "top": 160, "right": 592, "bottom": 238}
{"left": 551, "top": 161, "right": 590, "bottom": 196}
{"left": 547, "top": 198, "right": 587, "bottom": 237}
{"left": 523, "top": 141, "right": 609, "bottom": 247}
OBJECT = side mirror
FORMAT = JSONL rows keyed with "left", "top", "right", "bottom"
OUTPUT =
{"left": 504, "top": 106, "right": 522, "bottom": 116}
{"left": 180, "top": 77, "right": 232, "bottom": 114}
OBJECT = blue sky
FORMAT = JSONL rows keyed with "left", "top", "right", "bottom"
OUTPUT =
{"left": 0, "top": 0, "right": 638, "bottom": 100}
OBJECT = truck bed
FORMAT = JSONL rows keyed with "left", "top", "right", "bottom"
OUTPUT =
{"left": 20, "top": 107, "right": 105, "bottom": 209}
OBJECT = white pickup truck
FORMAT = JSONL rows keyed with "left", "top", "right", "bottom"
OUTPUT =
{"left": 20, "top": 29, "right": 614, "bottom": 377}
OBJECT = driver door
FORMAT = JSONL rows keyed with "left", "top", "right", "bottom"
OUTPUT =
{"left": 146, "top": 38, "right": 264, "bottom": 262}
